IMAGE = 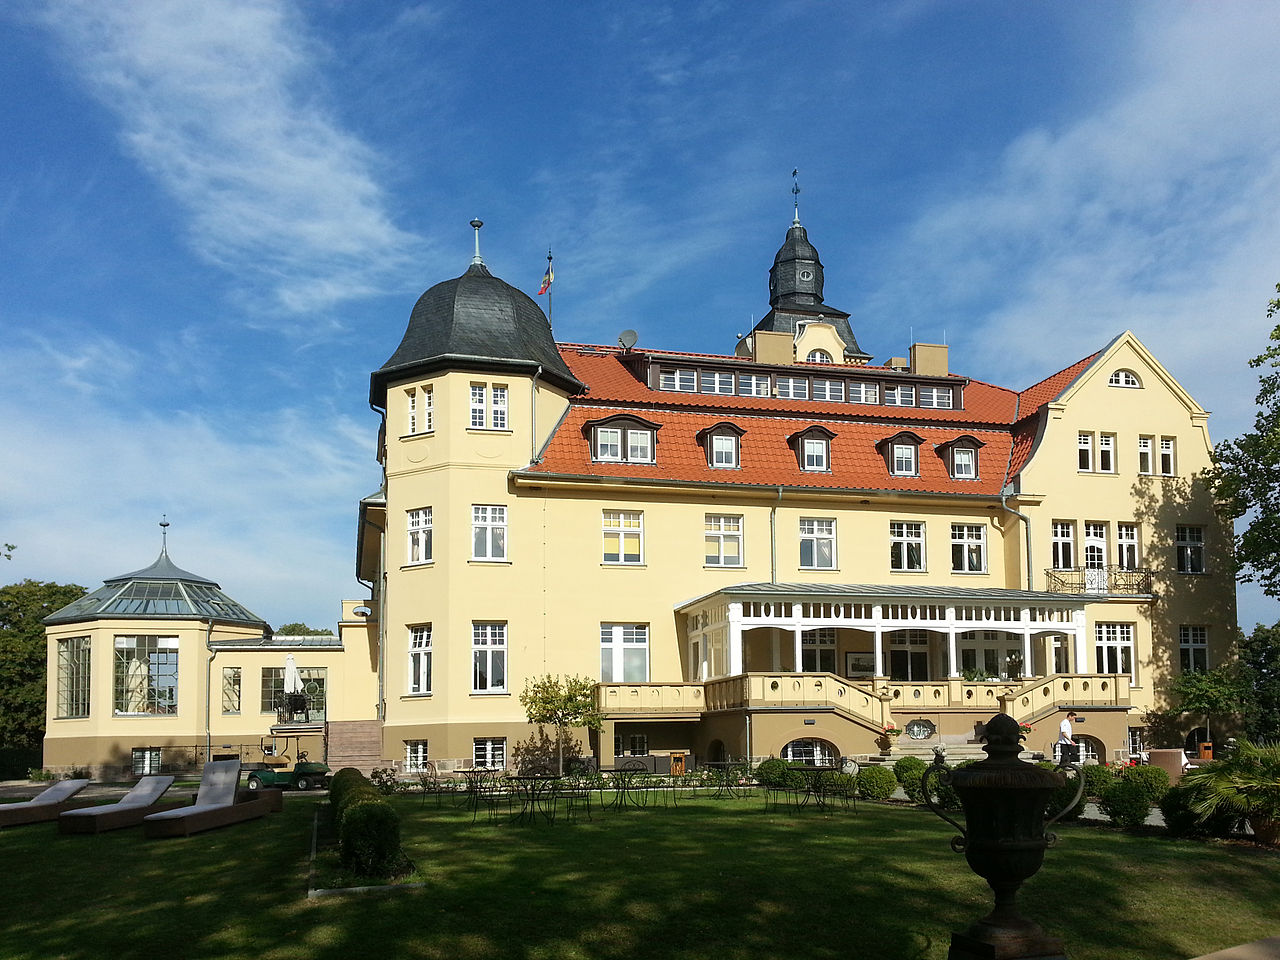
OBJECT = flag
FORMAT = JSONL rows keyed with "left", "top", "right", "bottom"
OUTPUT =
{"left": 537, "top": 261, "right": 554, "bottom": 295}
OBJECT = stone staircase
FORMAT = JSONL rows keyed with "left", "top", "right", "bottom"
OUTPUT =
{"left": 326, "top": 720, "right": 385, "bottom": 774}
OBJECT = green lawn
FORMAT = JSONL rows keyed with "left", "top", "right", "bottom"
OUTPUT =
{"left": 2, "top": 793, "right": 1278, "bottom": 960}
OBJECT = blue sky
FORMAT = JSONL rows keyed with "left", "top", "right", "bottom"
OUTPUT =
{"left": 2, "top": 1, "right": 1277, "bottom": 631}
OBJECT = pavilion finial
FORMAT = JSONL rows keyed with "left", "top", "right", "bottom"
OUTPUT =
{"left": 470, "top": 219, "right": 485, "bottom": 266}
{"left": 792, "top": 168, "right": 801, "bottom": 225}
{"left": 159, "top": 515, "right": 170, "bottom": 554}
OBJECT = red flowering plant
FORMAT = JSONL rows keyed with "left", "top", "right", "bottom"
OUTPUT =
{"left": 882, "top": 724, "right": 902, "bottom": 738}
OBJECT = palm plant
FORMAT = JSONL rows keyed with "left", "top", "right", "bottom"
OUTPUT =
{"left": 1181, "top": 740, "right": 1280, "bottom": 845}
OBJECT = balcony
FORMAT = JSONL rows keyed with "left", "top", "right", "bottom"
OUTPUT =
{"left": 1045, "top": 565, "right": 1153, "bottom": 596}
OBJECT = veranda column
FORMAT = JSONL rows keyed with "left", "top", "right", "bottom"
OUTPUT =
{"left": 1021, "top": 610, "right": 1034, "bottom": 677}
{"left": 1072, "top": 610, "right": 1088, "bottom": 673}
{"left": 792, "top": 603, "right": 804, "bottom": 673}
{"left": 728, "top": 602, "right": 744, "bottom": 675}
{"left": 873, "top": 605, "right": 885, "bottom": 677}
{"left": 946, "top": 605, "right": 959, "bottom": 678}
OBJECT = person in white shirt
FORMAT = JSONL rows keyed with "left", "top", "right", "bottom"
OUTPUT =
{"left": 1057, "top": 711, "right": 1079, "bottom": 763}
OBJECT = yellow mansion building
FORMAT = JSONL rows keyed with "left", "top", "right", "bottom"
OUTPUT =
{"left": 43, "top": 215, "right": 1235, "bottom": 777}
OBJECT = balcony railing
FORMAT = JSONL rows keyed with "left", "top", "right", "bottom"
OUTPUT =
{"left": 1045, "top": 565, "right": 1153, "bottom": 596}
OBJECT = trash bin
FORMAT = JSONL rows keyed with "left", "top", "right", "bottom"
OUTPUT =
{"left": 670, "top": 752, "right": 686, "bottom": 776}
{"left": 1198, "top": 742, "right": 1213, "bottom": 760}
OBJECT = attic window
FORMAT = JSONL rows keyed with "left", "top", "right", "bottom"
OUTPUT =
{"left": 1108, "top": 369, "right": 1141, "bottom": 388}
{"left": 876, "top": 431, "right": 926, "bottom": 478}
{"left": 659, "top": 368, "right": 696, "bottom": 392}
{"left": 788, "top": 426, "right": 836, "bottom": 473}
{"left": 696, "top": 422, "right": 745, "bottom": 469}
{"left": 583, "top": 415, "right": 660, "bottom": 464}
{"left": 806, "top": 350, "right": 832, "bottom": 363}
{"left": 936, "top": 435, "right": 986, "bottom": 480}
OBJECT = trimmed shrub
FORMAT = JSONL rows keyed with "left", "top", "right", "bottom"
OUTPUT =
{"left": 1160, "top": 785, "right": 1238, "bottom": 839}
{"left": 337, "top": 783, "right": 381, "bottom": 820}
{"left": 855, "top": 765, "right": 898, "bottom": 801}
{"left": 1037, "top": 762, "right": 1085, "bottom": 822}
{"left": 1100, "top": 778, "right": 1152, "bottom": 831}
{"left": 339, "top": 799, "right": 402, "bottom": 877}
{"left": 1081, "top": 763, "right": 1117, "bottom": 800}
{"left": 926, "top": 759, "right": 974, "bottom": 812}
{"left": 328, "top": 767, "right": 366, "bottom": 809}
{"left": 893, "top": 756, "right": 929, "bottom": 804}
{"left": 1121, "top": 764, "right": 1170, "bottom": 805}
{"left": 753, "top": 758, "right": 802, "bottom": 788}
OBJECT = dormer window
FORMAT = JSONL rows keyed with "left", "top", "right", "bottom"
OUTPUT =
{"left": 883, "top": 384, "right": 915, "bottom": 406}
{"left": 700, "top": 371, "right": 735, "bottom": 395}
{"left": 696, "top": 422, "right": 745, "bottom": 469}
{"left": 659, "top": 368, "right": 696, "bottom": 392}
{"left": 918, "top": 385, "right": 952, "bottom": 409}
{"left": 806, "top": 349, "right": 832, "bottom": 363}
{"left": 1108, "top": 369, "right": 1141, "bottom": 388}
{"left": 876, "top": 431, "right": 926, "bottom": 478}
{"left": 777, "top": 376, "right": 809, "bottom": 399}
{"left": 788, "top": 426, "right": 836, "bottom": 473}
{"left": 936, "top": 435, "right": 986, "bottom": 480}
{"left": 583, "top": 415, "right": 660, "bottom": 464}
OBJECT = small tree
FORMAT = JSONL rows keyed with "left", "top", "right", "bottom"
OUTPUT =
{"left": 1168, "top": 665, "right": 1243, "bottom": 745}
{"left": 1239, "top": 622, "right": 1280, "bottom": 742}
{"left": 0, "top": 579, "right": 87, "bottom": 749}
{"left": 274, "top": 622, "right": 334, "bottom": 636}
{"left": 518, "top": 674, "right": 604, "bottom": 774}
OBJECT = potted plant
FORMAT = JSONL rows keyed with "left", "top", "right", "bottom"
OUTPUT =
{"left": 1181, "top": 740, "right": 1280, "bottom": 845}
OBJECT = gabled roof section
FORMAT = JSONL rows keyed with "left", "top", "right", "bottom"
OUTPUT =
{"left": 1016, "top": 350, "right": 1102, "bottom": 422}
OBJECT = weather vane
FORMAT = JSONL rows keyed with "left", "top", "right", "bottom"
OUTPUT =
{"left": 470, "top": 218, "right": 484, "bottom": 265}
{"left": 792, "top": 168, "right": 801, "bottom": 224}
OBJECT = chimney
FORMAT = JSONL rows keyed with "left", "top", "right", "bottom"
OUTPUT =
{"left": 910, "top": 343, "right": 949, "bottom": 377}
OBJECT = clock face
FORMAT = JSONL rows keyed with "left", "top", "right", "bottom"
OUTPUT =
{"left": 800, "top": 270, "right": 813, "bottom": 281}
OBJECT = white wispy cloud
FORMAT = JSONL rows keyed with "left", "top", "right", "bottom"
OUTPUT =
{"left": 39, "top": 0, "right": 426, "bottom": 318}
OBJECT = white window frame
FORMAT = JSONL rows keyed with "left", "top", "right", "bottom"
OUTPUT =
{"left": 738, "top": 373, "right": 770, "bottom": 397}
{"left": 704, "top": 514, "right": 743, "bottom": 567}
{"left": 56, "top": 636, "right": 91, "bottom": 719}
{"left": 602, "top": 510, "right": 644, "bottom": 565}
{"left": 600, "top": 623, "right": 650, "bottom": 682}
{"left": 777, "top": 376, "right": 809, "bottom": 399}
{"left": 951, "top": 524, "right": 986, "bottom": 573}
{"left": 918, "top": 385, "right": 953, "bottom": 409}
{"left": 1078, "top": 432, "right": 1094, "bottom": 472}
{"left": 1176, "top": 525, "right": 1205, "bottom": 574}
{"left": 470, "top": 384, "right": 487, "bottom": 429}
{"left": 491, "top": 385, "right": 507, "bottom": 429}
{"left": 1109, "top": 369, "right": 1141, "bottom": 388}
{"left": 220, "top": 665, "right": 240, "bottom": 717}
{"left": 407, "top": 507, "right": 432, "bottom": 565}
{"left": 114, "top": 636, "right": 179, "bottom": 716}
{"left": 1117, "top": 523, "right": 1139, "bottom": 570}
{"left": 405, "top": 740, "right": 429, "bottom": 772}
{"left": 472, "top": 623, "right": 507, "bottom": 693}
{"left": 406, "top": 386, "right": 433, "bottom": 435}
{"left": 700, "top": 371, "right": 735, "bottom": 395}
{"left": 848, "top": 382, "right": 878, "bottom": 404}
{"left": 469, "top": 384, "right": 507, "bottom": 430}
{"left": 1179, "top": 625, "right": 1208, "bottom": 673}
{"left": 711, "top": 433, "right": 738, "bottom": 468}
{"left": 892, "top": 442, "right": 918, "bottom": 477}
{"left": 1138, "top": 436, "right": 1153, "bottom": 475}
{"left": 471, "top": 505, "right": 507, "bottom": 561}
{"left": 1160, "top": 437, "right": 1177, "bottom": 476}
{"left": 951, "top": 446, "right": 977, "bottom": 480}
{"left": 1095, "top": 622, "right": 1136, "bottom": 685}
{"left": 890, "top": 521, "right": 926, "bottom": 572}
{"left": 801, "top": 628, "right": 838, "bottom": 673}
{"left": 409, "top": 625, "right": 432, "bottom": 695}
{"left": 884, "top": 384, "right": 915, "bottom": 406}
{"left": 799, "top": 517, "right": 836, "bottom": 570}
{"left": 806, "top": 349, "right": 832, "bottom": 363}
{"left": 627, "top": 429, "right": 654, "bottom": 463}
{"left": 812, "top": 378, "right": 844, "bottom": 401}
{"left": 1098, "top": 433, "right": 1116, "bottom": 473}
{"left": 595, "top": 427, "right": 622, "bottom": 461}
{"left": 802, "top": 437, "right": 829, "bottom": 472}
{"left": 659, "top": 368, "right": 696, "bottom": 392}
{"left": 1052, "top": 521, "right": 1075, "bottom": 570}
{"left": 473, "top": 737, "right": 506, "bottom": 769}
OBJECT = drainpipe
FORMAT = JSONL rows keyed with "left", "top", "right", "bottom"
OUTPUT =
{"left": 530, "top": 364, "right": 543, "bottom": 462}
{"left": 745, "top": 713, "right": 752, "bottom": 764}
{"left": 203, "top": 619, "right": 216, "bottom": 763}
{"left": 1000, "top": 494, "right": 1034, "bottom": 591}
{"left": 769, "top": 485, "right": 783, "bottom": 583}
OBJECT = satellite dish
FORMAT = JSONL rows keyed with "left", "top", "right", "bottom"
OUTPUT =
{"left": 618, "top": 329, "right": 638, "bottom": 351}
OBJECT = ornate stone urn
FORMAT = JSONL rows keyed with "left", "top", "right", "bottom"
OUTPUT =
{"left": 923, "top": 713, "right": 1083, "bottom": 960}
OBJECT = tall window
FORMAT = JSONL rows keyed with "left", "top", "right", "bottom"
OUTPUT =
{"left": 891, "top": 442, "right": 918, "bottom": 477}
{"left": 799, "top": 518, "right": 836, "bottom": 569}
{"left": 409, "top": 625, "right": 432, "bottom": 694}
{"left": 705, "top": 514, "right": 743, "bottom": 566}
{"left": 600, "top": 623, "right": 649, "bottom": 682}
{"left": 602, "top": 510, "right": 643, "bottom": 564}
{"left": 405, "top": 740, "right": 429, "bottom": 772}
{"left": 114, "top": 636, "right": 178, "bottom": 715}
{"left": 659, "top": 368, "right": 696, "bottom": 392}
{"left": 1095, "top": 623, "right": 1136, "bottom": 684}
{"left": 474, "top": 737, "right": 506, "bottom": 769}
{"left": 1138, "top": 436, "right": 1153, "bottom": 475}
{"left": 628, "top": 430, "right": 653, "bottom": 462}
{"left": 1179, "top": 625, "right": 1208, "bottom": 673}
{"left": 1052, "top": 522, "right": 1075, "bottom": 569}
{"left": 1098, "top": 434, "right": 1116, "bottom": 473}
{"left": 711, "top": 434, "right": 738, "bottom": 468}
{"left": 408, "top": 507, "right": 432, "bottom": 564}
{"left": 1117, "top": 523, "right": 1139, "bottom": 570}
{"left": 472, "top": 623, "right": 507, "bottom": 693}
{"left": 472, "top": 505, "right": 507, "bottom": 560}
{"left": 918, "top": 385, "right": 952, "bottom": 409}
{"left": 801, "top": 628, "right": 837, "bottom": 673}
{"left": 260, "top": 667, "right": 327, "bottom": 720}
{"left": 701, "top": 371, "right": 734, "bottom": 394}
{"left": 1176, "top": 525, "right": 1205, "bottom": 574}
{"left": 951, "top": 446, "right": 977, "bottom": 480}
{"left": 777, "top": 376, "right": 809, "bottom": 399}
{"left": 1160, "top": 437, "right": 1177, "bottom": 476}
{"left": 469, "top": 384, "right": 507, "bottom": 429}
{"left": 1078, "top": 432, "right": 1094, "bottom": 471}
{"left": 890, "top": 521, "right": 925, "bottom": 571}
{"left": 406, "top": 386, "right": 433, "bottom": 434}
{"left": 56, "top": 636, "right": 91, "bottom": 718}
{"left": 803, "top": 437, "right": 829, "bottom": 471}
{"left": 812, "top": 378, "right": 844, "bottom": 401}
{"left": 951, "top": 524, "right": 986, "bottom": 573}
{"left": 738, "top": 373, "right": 770, "bottom": 397}
{"left": 595, "top": 427, "right": 622, "bottom": 461}
{"left": 221, "top": 666, "right": 241, "bottom": 715}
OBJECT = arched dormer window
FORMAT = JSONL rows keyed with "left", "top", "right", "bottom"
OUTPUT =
{"left": 787, "top": 425, "right": 836, "bottom": 473}
{"left": 581, "top": 414, "right": 661, "bottom": 464}
{"left": 806, "top": 349, "right": 832, "bottom": 364}
{"left": 876, "top": 431, "right": 926, "bottom": 478}
{"left": 695, "top": 422, "right": 745, "bottom": 469}
{"left": 1108, "top": 369, "right": 1141, "bottom": 388}
{"left": 935, "top": 435, "right": 986, "bottom": 480}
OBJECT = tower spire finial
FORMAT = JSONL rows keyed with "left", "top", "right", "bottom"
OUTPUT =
{"left": 470, "top": 218, "right": 484, "bottom": 266}
{"left": 791, "top": 168, "right": 801, "bottom": 225}
{"left": 159, "top": 515, "right": 170, "bottom": 554}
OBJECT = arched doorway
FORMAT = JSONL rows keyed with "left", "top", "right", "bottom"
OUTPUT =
{"left": 707, "top": 739, "right": 727, "bottom": 764}
{"left": 1053, "top": 735, "right": 1100, "bottom": 764}
{"left": 781, "top": 738, "right": 837, "bottom": 765}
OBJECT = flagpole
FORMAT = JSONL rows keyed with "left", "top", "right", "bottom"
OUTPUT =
{"left": 546, "top": 248, "right": 554, "bottom": 328}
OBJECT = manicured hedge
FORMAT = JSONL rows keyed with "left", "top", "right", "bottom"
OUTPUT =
{"left": 1100, "top": 778, "right": 1152, "bottom": 831}
{"left": 855, "top": 765, "right": 898, "bottom": 801}
{"left": 1120, "top": 764, "right": 1170, "bottom": 804}
{"left": 328, "top": 768, "right": 402, "bottom": 878}
{"left": 893, "top": 756, "right": 928, "bottom": 804}
{"left": 1159, "top": 784, "right": 1238, "bottom": 839}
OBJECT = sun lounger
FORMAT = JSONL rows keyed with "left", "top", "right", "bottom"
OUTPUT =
{"left": 0, "top": 779, "right": 92, "bottom": 828}
{"left": 143, "top": 760, "right": 276, "bottom": 838}
{"left": 59, "top": 775, "right": 178, "bottom": 834}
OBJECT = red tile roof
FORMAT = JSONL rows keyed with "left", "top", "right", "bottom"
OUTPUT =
{"left": 1016, "top": 352, "right": 1099, "bottom": 422}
